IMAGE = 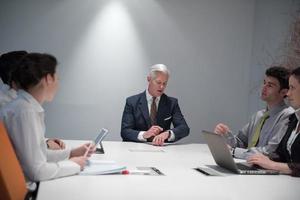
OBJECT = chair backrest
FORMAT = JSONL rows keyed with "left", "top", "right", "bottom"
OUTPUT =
{"left": 0, "top": 121, "right": 28, "bottom": 200}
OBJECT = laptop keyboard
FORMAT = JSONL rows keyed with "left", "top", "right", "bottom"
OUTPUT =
{"left": 236, "top": 163, "right": 258, "bottom": 171}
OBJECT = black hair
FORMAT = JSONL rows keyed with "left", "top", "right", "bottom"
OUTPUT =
{"left": 290, "top": 67, "right": 300, "bottom": 83}
{"left": 0, "top": 51, "right": 28, "bottom": 86}
{"left": 265, "top": 66, "right": 290, "bottom": 90}
{"left": 12, "top": 53, "right": 57, "bottom": 90}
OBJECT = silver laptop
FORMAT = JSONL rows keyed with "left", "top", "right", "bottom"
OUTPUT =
{"left": 202, "top": 130, "right": 279, "bottom": 175}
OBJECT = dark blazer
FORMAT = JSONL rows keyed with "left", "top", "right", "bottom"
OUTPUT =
{"left": 273, "top": 114, "right": 300, "bottom": 176}
{"left": 121, "top": 91, "right": 189, "bottom": 142}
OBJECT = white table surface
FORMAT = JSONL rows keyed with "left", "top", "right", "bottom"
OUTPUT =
{"left": 36, "top": 141, "right": 300, "bottom": 200}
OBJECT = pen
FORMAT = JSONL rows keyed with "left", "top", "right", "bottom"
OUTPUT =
{"left": 195, "top": 168, "right": 210, "bottom": 176}
{"left": 228, "top": 130, "right": 244, "bottom": 144}
{"left": 84, "top": 143, "right": 92, "bottom": 158}
{"left": 121, "top": 170, "right": 152, "bottom": 175}
{"left": 151, "top": 167, "right": 164, "bottom": 175}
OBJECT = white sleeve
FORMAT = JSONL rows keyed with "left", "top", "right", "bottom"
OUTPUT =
{"left": 46, "top": 148, "right": 71, "bottom": 162}
{"left": 138, "top": 131, "right": 147, "bottom": 142}
{"left": 167, "top": 130, "right": 175, "bottom": 142}
{"left": 6, "top": 111, "right": 80, "bottom": 182}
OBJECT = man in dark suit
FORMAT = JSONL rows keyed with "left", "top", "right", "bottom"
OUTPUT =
{"left": 121, "top": 64, "right": 189, "bottom": 146}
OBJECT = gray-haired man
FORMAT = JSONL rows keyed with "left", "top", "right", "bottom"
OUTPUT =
{"left": 121, "top": 64, "right": 190, "bottom": 146}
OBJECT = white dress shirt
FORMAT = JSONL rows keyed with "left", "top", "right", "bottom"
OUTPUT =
{"left": 137, "top": 89, "right": 175, "bottom": 142}
{"left": 0, "top": 79, "right": 59, "bottom": 148}
{"left": 0, "top": 90, "right": 80, "bottom": 186}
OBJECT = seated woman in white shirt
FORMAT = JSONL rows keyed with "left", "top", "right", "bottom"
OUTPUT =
{"left": 0, "top": 53, "right": 95, "bottom": 188}
{"left": 0, "top": 51, "right": 66, "bottom": 150}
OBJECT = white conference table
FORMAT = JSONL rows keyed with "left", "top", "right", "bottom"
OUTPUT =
{"left": 37, "top": 141, "right": 300, "bottom": 200}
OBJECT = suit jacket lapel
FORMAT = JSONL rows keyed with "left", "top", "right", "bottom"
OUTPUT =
{"left": 287, "top": 114, "right": 298, "bottom": 139}
{"left": 283, "top": 114, "right": 298, "bottom": 159}
{"left": 138, "top": 91, "right": 151, "bottom": 128}
{"left": 157, "top": 94, "right": 168, "bottom": 127}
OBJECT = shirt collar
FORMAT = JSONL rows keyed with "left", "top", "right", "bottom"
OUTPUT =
{"left": 0, "top": 81, "right": 18, "bottom": 99}
{"left": 294, "top": 108, "right": 300, "bottom": 121}
{"left": 146, "top": 89, "right": 161, "bottom": 103}
{"left": 17, "top": 89, "right": 44, "bottom": 113}
{"left": 266, "top": 101, "right": 288, "bottom": 117}
{"left": 1, "top": 82, "right": 10, "bottom": 91}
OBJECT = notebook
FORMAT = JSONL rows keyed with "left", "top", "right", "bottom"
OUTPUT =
{"left": 202, "top": 130, "right": 279, "bottom": 175}
{"left": 80, "top": 160, "right": 126, "bottom": 175}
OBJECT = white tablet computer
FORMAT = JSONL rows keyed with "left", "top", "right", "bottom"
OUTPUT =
{"left": 94, "top": 128, "right": 108, "bottom": 146}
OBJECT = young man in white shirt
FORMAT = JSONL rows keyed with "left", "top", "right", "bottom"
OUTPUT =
{"left": 214, "top": 66, "right": 293, "bottom": 159}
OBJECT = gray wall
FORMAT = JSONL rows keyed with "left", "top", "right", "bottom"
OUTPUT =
{"left": 248, "top": 0, "right": 300, "bottom": 114}
{"left": 0, "top": 0, "right": 298, "bottom": 143}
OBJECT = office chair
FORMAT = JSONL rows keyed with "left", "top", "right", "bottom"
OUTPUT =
{"left": 0, "top": 121, "right": 28, "bottom": 200}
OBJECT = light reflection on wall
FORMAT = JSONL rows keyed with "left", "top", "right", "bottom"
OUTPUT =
{"left": 58, "top": 0, "right": 147, "bottom": 105}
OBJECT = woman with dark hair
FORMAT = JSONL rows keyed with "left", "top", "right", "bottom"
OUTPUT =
{"left": 0, "top": 53, "right": 95, "bottom": 189}
{"left": 0, "top": 51, "right": 64, "bottom": 150}
{"left": 248, "top": 67, "right": 300, "bottom": 177}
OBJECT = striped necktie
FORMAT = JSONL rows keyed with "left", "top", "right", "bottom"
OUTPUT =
{"left": 150, "top": 97, "right": 157, "bottom": 125}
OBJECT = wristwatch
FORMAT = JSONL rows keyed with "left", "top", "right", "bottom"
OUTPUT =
{"left": 167, "top": 130, "right": 172, "bottom": 140}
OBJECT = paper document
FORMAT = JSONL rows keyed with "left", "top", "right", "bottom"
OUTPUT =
{"left": 129, "top": 149, "right": 165, "bottom": 152}
{"left": 80, "top": 159, "right": 126, "bottom": 175}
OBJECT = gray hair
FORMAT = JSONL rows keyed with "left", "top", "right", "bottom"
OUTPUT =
{"left": 149, "top": 64, "right": 170, "bottom": 79}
